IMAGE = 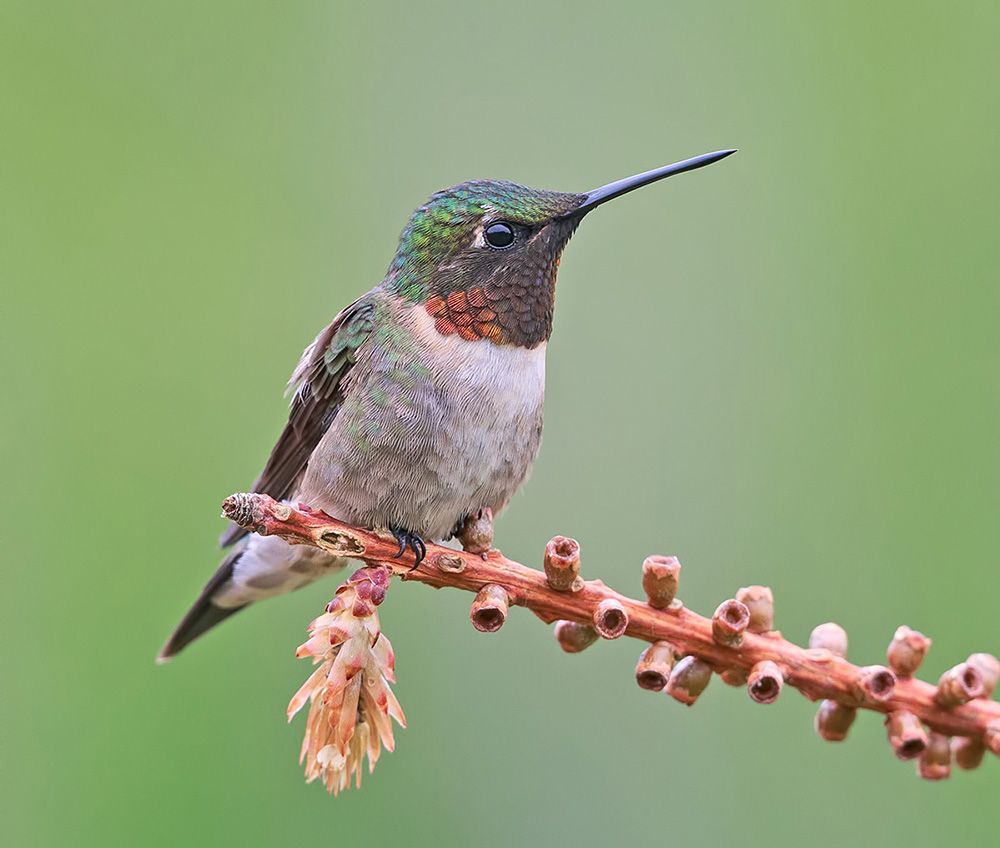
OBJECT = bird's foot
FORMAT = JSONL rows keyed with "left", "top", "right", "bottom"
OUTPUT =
{"left": 391, "top": 528, "right": 427, "bottom": 571}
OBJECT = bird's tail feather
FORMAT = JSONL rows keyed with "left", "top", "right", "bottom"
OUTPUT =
{"left": 157, "top": 549, "right": 246, "bottom": 662}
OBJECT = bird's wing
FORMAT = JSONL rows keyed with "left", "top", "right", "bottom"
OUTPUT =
{"left": 219, "top": 295, "right": 377, "bottom": 547}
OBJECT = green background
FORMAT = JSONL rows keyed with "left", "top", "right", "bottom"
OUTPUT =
{"left": 4, "top": 1, "right": 998, "bottom": 845}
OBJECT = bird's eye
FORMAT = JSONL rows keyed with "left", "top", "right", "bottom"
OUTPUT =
{"left": 485, "top": 221, "right": 516, "bottom": 249}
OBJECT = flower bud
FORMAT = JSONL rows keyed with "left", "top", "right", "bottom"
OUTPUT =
{"left": 458, "top": 509, "right": 493, "bottom": 554}
{"left": 918, "top": 732, "right": 952, "bottom": 780}
{"left": 592, "top": 598, "right": 628, "bottom": 639}
{"left": 289, "top": 570, "right": 405, "bottom": 795}
{"left": 851, "top": 666, "right": 896, "bottom": 704}
{"left": 886, "top": 626, "right": 931, "bottom": 677}
{"left": 884, "top": 711, "right": 927, "bottom": 760}
{"left": 935, "top": 662, "right": 985, "bottom": 708}
{"left": 809, "top": 622, "right": 848, "bottom": 658}
{"left": 470, "top": 585, "right": 509, "bottom": 633}
{"left": 348, "top": 565, "right": 391, "bottom": 607}
{"left": 351, "top": 597, "right": 376, "bottom": 617}
{"left": 553, "top": 620, "right": 598, "bottom": 653}
{"left": 544, "top": 536, "right": 581, "bottom": 592}
{"left": 720, "top": 668, "right": 748, "bottom": 687}
{"left": 967, "top": 653, "right": 1000, "bottom": 697}
{"left": 952, "top": 737, "right": 986, "bottom": 770}
{"left": 712, "top": 599, "right": 750, "bottom": 648}
{"left": 985, "top": 722, "right": 1000, "bottom": 757}
{"left": 665, "top": 656, "right": 712, "bottom": 706}
{"left": 814, "top": 700, "right": 856, "bottom": 741}
{"left": 641, "top": 555, "right": 680, "bottom": 609}
{"left": 634, "top": 642, "right": 676, "bottom": 691}
{"left": 747, "top": 660, "right": 783, "bottom": 704}
{"left": 735, "top": 585, "right": 774, "bottom": 633}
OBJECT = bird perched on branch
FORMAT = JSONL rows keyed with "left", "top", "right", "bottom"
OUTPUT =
{"left": 159, "top": 150, "right": 736, "bottom": 660}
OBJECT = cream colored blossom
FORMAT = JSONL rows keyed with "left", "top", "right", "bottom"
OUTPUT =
{"left": 287, "top": 566, "right": 405, "bottom": 795}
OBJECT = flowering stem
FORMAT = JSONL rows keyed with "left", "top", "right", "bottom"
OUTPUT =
{"left": 222, "top": 492, "right": 1000, "bottom": 767}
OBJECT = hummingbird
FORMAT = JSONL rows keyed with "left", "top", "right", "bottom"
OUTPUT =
{"left": 159, "top": 149, "right": 736, "bottom": 660}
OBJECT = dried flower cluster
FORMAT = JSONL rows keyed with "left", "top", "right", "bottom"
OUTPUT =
{"left": 286, "top": 565, "right": 405, "bottom": 794}
{"left": 221, "top": 492, "right": 1000, "bottom": 792}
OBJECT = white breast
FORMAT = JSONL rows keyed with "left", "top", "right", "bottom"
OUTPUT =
{"left": 401, "top": 305, "right": 547, "bottom": 413}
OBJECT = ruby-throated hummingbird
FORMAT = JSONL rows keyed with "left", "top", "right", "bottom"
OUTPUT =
{"left": 159, "top": 150, "right": 736, "bottom": 660}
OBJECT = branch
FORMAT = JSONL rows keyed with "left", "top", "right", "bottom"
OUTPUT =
{"left": 222, "top": 492, "right": 1000, "bottom": 784}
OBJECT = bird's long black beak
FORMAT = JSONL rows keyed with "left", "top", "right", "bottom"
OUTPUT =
{"left": 564, "top": 149, "right": 737, "bottom": 218}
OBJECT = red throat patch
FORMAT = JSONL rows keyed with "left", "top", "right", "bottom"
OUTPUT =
{"left": 425, "top": 287, "right": 508, "bottom": 344}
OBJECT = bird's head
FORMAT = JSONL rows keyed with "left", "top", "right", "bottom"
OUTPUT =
{"left": 386, "top": 150, "right": 736, "bottom": 348}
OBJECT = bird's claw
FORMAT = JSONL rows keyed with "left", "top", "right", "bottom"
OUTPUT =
{"left": 391, "top": 528, "right": 427, "bottom": 571}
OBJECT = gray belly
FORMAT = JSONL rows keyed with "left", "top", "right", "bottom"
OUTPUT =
{"left": 299, "top": 310, "right": 547, "bottom": 540}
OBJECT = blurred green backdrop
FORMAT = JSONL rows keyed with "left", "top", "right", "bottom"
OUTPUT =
{"left": 3, "top": 1, "right": 999, "bottom": 845}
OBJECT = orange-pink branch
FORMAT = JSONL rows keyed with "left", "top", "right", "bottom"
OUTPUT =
{"left": 222, "top": 492, "right": 1000, "bottom": 754}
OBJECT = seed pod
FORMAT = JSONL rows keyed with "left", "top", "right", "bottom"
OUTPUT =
{"left": 665, "top": 656, "right": 712, "bottom": 706}
{"left": 935, "top": 662, "right": 985, "bottom": 708}
{"left": 553, "top": 620, "right": 598, "bottom": 654}
{"left": 634, "top": 642, "right": 676, "bottom": 691}
{"left": 884, "top": 711, "right": 927, "bottom": 760}
{"left": 815, "top": 700, "right": 857, "bottom": 742}
{"left": 469, "top": 585, "right": 509, "bottom": 633}
{"left": 712, "top": 600, "right": 750, "bottom": 648}
{"left": 544, "top": 536, "right": 581, "bottom": 592}
{"left": 886, "top": 626, "right": 931, "bottom": 677}
{"left": 809, "top": 622, "right": 848, "bottom": 658}
{"left": 918, "top": 732, "right": 952, "bottom": 781}
{"left": 747, "top": 661, "right": 783, "bottom": 704}
{"left": 735, "top": 585, "right": 774, "bottom": 633}
{"left": 592, "top": 598, "right": 628, "bottom": 639}
{"left": 641, "top": 555, "right": 680, "bottom": 609}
